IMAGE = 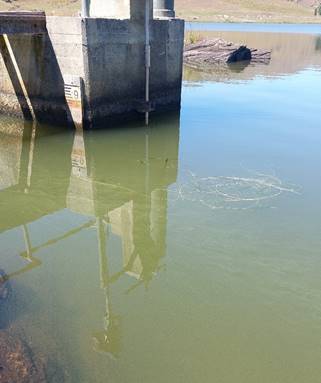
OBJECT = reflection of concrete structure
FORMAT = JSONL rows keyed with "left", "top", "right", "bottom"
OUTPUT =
{"left": 67, "top": 119, "right": 179, "bottom": 286}
{"left": 0, "top": 121, "right": 73, "bottom": 233}
{"left": 0, "top": 115, "right": 180, "bottom": 357}
{"left": 76, "top": 121, "right": 179, "bottom": 357}
{"left": 0, "top": 120, "right": 24, "bottom": 191}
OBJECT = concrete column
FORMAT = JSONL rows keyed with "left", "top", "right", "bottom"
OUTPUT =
{"left": 88, "top": 0, "right": 154, "bottom": 20}
{"left": 153, "top": 0, "right": 175, "bottom": 18}
{"left": 131, "top": 0, "right": 153, "bottom": 21}
{"left": 90, "top": 0, "right": 130, "bottom": 19}
{"left": 82, "top": 0, "right": 89, "bottom": 17}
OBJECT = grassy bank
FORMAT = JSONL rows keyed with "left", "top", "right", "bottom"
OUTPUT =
{"left": 0, "top": 0, "right": 320, "bottom": 23}
{"left": 0, "top": 0, "right": 79, "bottom": 16}
{"left": 176, "top": 0, "right": 321, "bottom": 24}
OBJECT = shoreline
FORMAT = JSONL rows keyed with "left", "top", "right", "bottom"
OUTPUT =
{"left": 180, "top": 15, "right": 321, "bottom": 25}
{"left": 184, "top": 19, "right": 321, "bottom": 25}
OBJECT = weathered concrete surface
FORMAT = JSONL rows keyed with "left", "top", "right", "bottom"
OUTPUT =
{"left": 0, "top": 17, "right": 82, "bottom": 124}
{"left": 0, "top": 15, "right": 184, "bottom": 127}
{"left": 82, "top": 17, "right": 184, "bottom": 125}
{"left": 0, "top": 12, "right": 46, "bottom": 35}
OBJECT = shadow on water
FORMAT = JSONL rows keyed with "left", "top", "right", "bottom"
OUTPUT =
{"left": 227, "top": 61, "right": 251, "bottom": 73}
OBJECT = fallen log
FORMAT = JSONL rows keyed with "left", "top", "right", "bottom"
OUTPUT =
{"left": 184, "top": 39, "right": 271, "bottom": 69}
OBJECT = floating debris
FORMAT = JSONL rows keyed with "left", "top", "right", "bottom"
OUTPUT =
{"left": 184, "top": 38, "right": 272, "bottom": 70}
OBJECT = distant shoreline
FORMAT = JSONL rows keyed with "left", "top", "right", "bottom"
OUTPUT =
{"left": 178, "top": 10, "right": 321, "bottom": 25}
{"left": 184, "top": 20, "right": 321, "bottom": 25}
{"left": 181, "top": 17, "right": 321, "bottom": 25}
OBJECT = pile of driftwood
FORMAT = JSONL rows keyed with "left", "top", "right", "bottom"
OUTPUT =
{"left": 184, "top": 39, "right": 271, "bottom": 69}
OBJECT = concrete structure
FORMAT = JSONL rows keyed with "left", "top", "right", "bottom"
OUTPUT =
{"left": 0, "top": 12, "right": 46, "bottom": 34}
{"left": 154, "top": 0, "right": 175, "bottom": 18}
{"left": 88, "top": 0, "right": 175, "bottom": 19}
{"left": 0, "top": 1, "right": 184, "bottom": 128}
{"left": 89, "top": 0, "right": 130, "bottom": 19}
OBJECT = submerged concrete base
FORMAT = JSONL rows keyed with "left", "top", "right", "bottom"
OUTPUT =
{"left": 0, "top": 16, "right": 184, "bottom": 128}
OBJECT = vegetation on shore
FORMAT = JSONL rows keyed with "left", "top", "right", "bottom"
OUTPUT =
{"left": 176, "top": 0, "right": 321, "bottom": 24}
{"left": 0, "top": 0, "right": 320, "bottom": 23}
{"left": 185, "top": 31, "right": 205, "bottom": 45}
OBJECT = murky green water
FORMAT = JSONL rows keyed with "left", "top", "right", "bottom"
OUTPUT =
{"left": 1, "top": 26, "right": 321, "bottom": 382}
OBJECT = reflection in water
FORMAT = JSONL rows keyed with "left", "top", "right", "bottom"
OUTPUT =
{"left": 184, "top": 31, "right": 321, "bottom": 83}
{"left": 315, "top": 36, "right": 321, "bottom": 51}
{"left": 0, "top": 120, "right": 74, "bottom": 281}
{"left": 0, "top": 115, "right": 179, "bottom": 362}
{"left": 68, "top": 122, "right": 178, "bottom": 358}
{"left": 227, "top": 61, "right": 251, "bottom": 73}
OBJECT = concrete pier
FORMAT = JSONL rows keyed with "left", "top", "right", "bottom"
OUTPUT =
{"left": 154, "top": 0, "right": 175, "bottom": 18}
{"left": 0, "top": 1, "right": 184, "bottom": 128}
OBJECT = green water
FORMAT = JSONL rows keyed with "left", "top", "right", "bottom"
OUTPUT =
{"left": 1, "top": 28, "right": 321, "bottom": 382}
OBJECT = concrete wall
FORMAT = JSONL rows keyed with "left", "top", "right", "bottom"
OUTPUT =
{"left": 82, "top": 17, "right": 184, "bottom": 125}
{"left": 0, "top": 16, "right": 184, "bottom": 127}
{"left": 0, "top": 17, "right": 83, "bottom": 124}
